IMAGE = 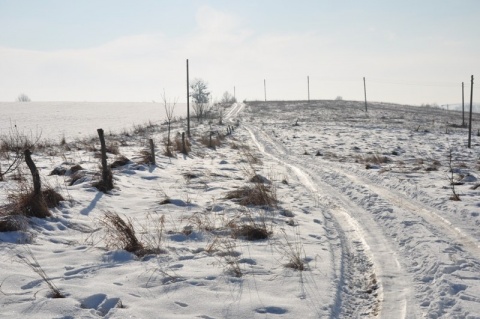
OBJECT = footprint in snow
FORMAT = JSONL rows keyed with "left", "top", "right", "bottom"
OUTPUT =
{"left": 255, "top": 306, "right": 287, "bottom": 314}
{"left": 175, "top": 301, "right": 188, "bottom": 307}
{"left": 81, "top": 293, "right": 122, "bottom": 317}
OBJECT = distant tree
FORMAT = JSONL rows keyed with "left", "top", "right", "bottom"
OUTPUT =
{"left": 335, "top": 96, "right": 343, "bottom": 101}
{"left": 190, "top": 78, "right": 210, "bottom": 121}
{"left": 17, "top": 94, "right": 31, "bottom": 102}
{"left": 221, "top": 91, "right": 236, "bottom": 105}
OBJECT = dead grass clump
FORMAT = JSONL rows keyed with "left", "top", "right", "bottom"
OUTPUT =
{"left": 69, "top": 170, "right": 87, "bottom": 186}
{"left": 0, "top": 215, "right": 28, "bottom": 232}
{"left": 163, "top": 145, "right": 175, "bottom": 157}
{"left": 200, "top": 133, "right": 221, "bottom": 149}
{"left": 110, "top": 155, "right": 130, "bottom": 168}
{"left": 100, "top": 211, "right": 164, "bottom": 257}
{"left": 230, "top": 142, "right": 250, "bottom": 150}
{"left": 173, "top": 134, "right": 191, "bottom": 154}
{"left": 230, "top": 210, "right": 272, "bottom": 241}
{"left": 138, "top": 148, "right": 155, "bottom": 164}
{"left": 100, "top": 211, "right": 144, "bottom": 255}
{"left": 7, "top": 186, "right": 63, "bottom": 218}
{"left": 279, "top": 230, "right": 308, "bottom": 271}
{"left": 42, "top": 188, "right": 64, "bottom": 208}
{"left": 226, "top": 183, "right": 276, "bottom": 207}
{"left": 106, "top": 142, "right": 120, "bottom": 155}
{"left": 232, "top": 224, "right": 270, "bottom": 241}
{"left": 362, "top": 154, "right": 391, "bottom": 164}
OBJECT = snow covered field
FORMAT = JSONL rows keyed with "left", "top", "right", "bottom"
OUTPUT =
{"left": 1, "top": 101, "right": 480, "bottom": 318}
{"left": 0, "top": 102, "right": 187, "bottom": 141}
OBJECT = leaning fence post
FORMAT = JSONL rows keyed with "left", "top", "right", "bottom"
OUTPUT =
{"left": 24, "top": 149, "right": 41, "bottom": 195}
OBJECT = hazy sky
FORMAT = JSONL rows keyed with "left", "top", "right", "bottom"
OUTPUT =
{"left": 1, "top": 0, "right": 479, "bottom": 105}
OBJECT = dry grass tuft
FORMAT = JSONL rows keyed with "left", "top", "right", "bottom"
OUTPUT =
{"left": 225, "top": 183, "right": 276, "bottom": 207}
{"left": 17, "top": 247, "right": 65, "bottom": 298}
{"left": 0, "top": 215, "right": 28, "bottom": 232}
{"left": 230, "top": 210, "right": 272, "bottom": 241}
{"left": 110, "top": 155, "right": 130, "bottom": 168}
{"left": 99, "top": 211, "right": 164, "bottom": 257}
{"left": 100, "top": 211, "right": 144, "bottom": 254}
{"left": 6, "top": 185, "right": 63, "bottom": 218}
{"left": 279, "top": 230, "right": 308, "bottom": 271}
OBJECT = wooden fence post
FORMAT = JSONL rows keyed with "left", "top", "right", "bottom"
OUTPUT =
{"left": 24, "top": 149, "right": 41, "bottom": 195}
{"left": 149, "top": 138, "right": 156, "bottom": 165}
{"left": 182, "top": 132, "right": 187, "bottom": 154}
{"left": 462, "top": 82, "right": 465, "bottom": 126}
{"left": 363, "top": 77, "right": 368, "bottom": 112}
{"left": 468, "top": 75, "right": 474, "bottom": 148}
{"left": 187, "top": 59, "right": 190, "bottom": 137}
{"left": 97, "top": 128, "right": 113, "bottom": 191}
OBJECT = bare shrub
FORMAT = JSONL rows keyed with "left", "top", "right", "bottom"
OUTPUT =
{"left": 17, "top": 93, "right": 31, "bottom": 102}
{"left": 0, "top": 126, "right": 41, "bottom": 180}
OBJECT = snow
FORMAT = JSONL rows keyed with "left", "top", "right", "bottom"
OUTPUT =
{"left": 0, "top": 102, "right": 188, "bottom": 141}
{"left": 1, "top": 100, "right": 480, "bottom": 318}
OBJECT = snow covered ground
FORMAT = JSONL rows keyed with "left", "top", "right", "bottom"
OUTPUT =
{"left": 0, "top": 102, "right": 187, "bottom": 141}
{"left": 1, "top": 100, "right": 480, "bottom": 318}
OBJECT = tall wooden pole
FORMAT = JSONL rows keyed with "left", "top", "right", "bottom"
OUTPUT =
{"left": 264, "top": 79, "right": 267, "bottom": 102}
{"left": 468, "top": 75, "right": 474, "bottom": 148}
{"left": 186, "top": 59, "right": 190, "bottom": 137}
{"left": 363, "top": 77, "right": 368, "bottom": 112}
{"left": 462, "top": 82, "right": 465, "bottom": 126}
{"left": 307, "top": 76, "right": 310, "bottom": 101}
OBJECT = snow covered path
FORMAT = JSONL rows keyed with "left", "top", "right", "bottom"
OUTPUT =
{"left": 245, "top": 124, "right": 417, "bottom": 318}
{"left": 237, "top": 101, "right": 480, "bottom": 318}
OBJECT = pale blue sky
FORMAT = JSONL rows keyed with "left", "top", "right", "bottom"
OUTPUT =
{"left": 0, "top": 0, "right": 479, "bottom": 104}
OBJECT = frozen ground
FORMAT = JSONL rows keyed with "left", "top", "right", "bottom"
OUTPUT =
{"left": 1, "top": 100, "right": 480, "bottom": 318}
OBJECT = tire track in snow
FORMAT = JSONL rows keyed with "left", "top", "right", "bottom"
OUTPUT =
{"left": 245, "top": 125, "right": 416, "bottom": 318}
{"left": 333, "top": 168, "right": 480, "bottom": 256}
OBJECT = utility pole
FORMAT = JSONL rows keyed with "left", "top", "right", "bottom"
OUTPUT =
{"left": 186, "top": 59, "right": 190, "bottom": 137}
{"left": 363, "top": 77, "right": 368, "bottom": 112}
{"left": 468, "top": 75, "right": 474, "bottom": 148}
{"left": 307, "top": 76, "right": 310, "bottom": 101}
{"left": 462, "top": 82, "right": 465, "bottom": 126}
{"left": 264, "top": 79, "right": 267, "bottom": 102}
